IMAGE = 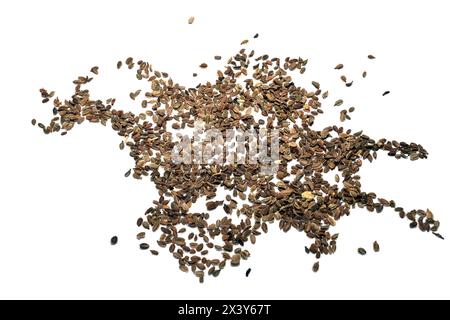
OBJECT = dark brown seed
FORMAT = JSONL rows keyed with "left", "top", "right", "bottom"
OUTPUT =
{"left": 110, "top": 236, "right": 118, "bottom": 245}
{"left": 214, "top": 56, "right": 222, "bottom": 60}
{"left": 368, "top": 55, "right": 376, "bottom": 59}
{"left": 193, "top": 73, "right": 197, "bottom": 77}
{"left": 119, "top": 141, "right": 125, "bottom": 150}
{"left": 340, "top": 75, "right": 347, "bottom": 83}
{"left": 312, "top": 81, "right": 320, "bottom": 89}
{"left": 117, "top": 61, "right": 122, "bottom": 69}
{"left": 345, "top": 81, "right": 353, "bottom": 87}
{"left": 90, "top": 66, "right": 99, "bottom": 75}
{"left": 334, "top": 99, "right": 344, "bottom": 107}
{"left": 31, "top": 119, "right": 36, "bottom": 126}
{"left": 373, "top": 241, "right": 380, "bottom": 252}
{"left": 199, "top": 63, "right": 208, "bottom": 69}
{"left": 382, "top": 91, "right": 390, "bottom": 96}
{"left": 124, "top": 169, "right": 131, "bottom": 177}
{"left": 245, "top": 268, "right": 251, "bottom": 277}
{"left": 312, "top": 261, "right": 320, "bottom": 272}
{"left": 253, "top": 33, "right": 259, "bottom": 39}
{"left": 150, "top": 250, "right": 159, "bottom": 255}
{"left": 335, "top": 64, "right": 344, "bottom": 70}
{"left": 358, "top": 248, "right": 367, "bottom": 255}
{"left": 136, "top": 232, "right": 145, "bottom": 240}
{"left": 362, "top": 71, "right": 367, "bottom": 78}
{"left": 139, "top": 243, "right": 150, "bottom": 250}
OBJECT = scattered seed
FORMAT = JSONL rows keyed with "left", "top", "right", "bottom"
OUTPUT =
{"left": 139, "top": 243, "right": 150, "bottom": 250}
{"left": 312, "top": 261, "right": 320, "bottom": 272}
{"left": 335, "top": 64, "right": 344, "bottom": 70}
{"left": 358, "top": 248, "right": 367, "bottom": 255}
{"left": 199, "top": 63, "right": 208, "bottom": 69}
{"left": 373, "top": 241, "right": 380, "bottom": 252}
{"left": 90, "top": 66, "right": 99, "bottom": 75}
{"left": 245, "top": 268, "right": 252, "bottom": 277}
{"left": 382, "top": 91, "right": 390, "bottom": 96}
{"left": 368, "top": 55, "right": 376, "bottom": 59}
{"left": 188, "top": 16, "right": 195, "bottom": 24}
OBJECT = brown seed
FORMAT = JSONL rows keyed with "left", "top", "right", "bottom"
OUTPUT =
{"left": 199, "top": 63, "right": 208, "bottom": 69}
{"left": 124, "top": 169, "right": 131, "bottom": 177}
{"left": 358, "top": 248, "right": 367, "bottom": 255}
{"left": 362, "top": 71, "right": 367, "bottom": 78}
{"left": 312, "top": 261, "right": 320, "bottom": 272}
{"left": 340, "top": 75, "right": 347, "bottom": 83}
{"left": 245, "top": 268, "right": 252, "bottom": 277}
{"left": 119, "top": 141, "right": 125, "bottom": 150}
{"left": 136, "top": 232, "right": 145, "bottom": 240}
{"left": 150, "top": 250, "right": 159, "bottom": 256}
{"left": 368, "top": 54, "right": 376, "bottom": 59}
{"left": 90, "top": 66, "right": 99, "bottom": 75}
{"left": 231, "top": 254, "right": 241, "bottom": 266}
{"left": 31, "top": 119, "right": 37, "bottom": 126}
{"left": 335, "top": 64, "right": 344, "bottom": 70}
{"left": 334, "top": 99, "right": 344, "bottom": 107}
{"left": 139, "top": 243, "right": 150, "bottom": 250}
{"left": 335, "top": 174, "right": 340, "bottom": 183}
{"left": 188, "top": 16, "right": 195, "bottom": 24}
{"left": 373, "top": 241, "right": 380, "bottom": 252}
{"left": 117, "top": 61, "right": 122, "bottom": 69}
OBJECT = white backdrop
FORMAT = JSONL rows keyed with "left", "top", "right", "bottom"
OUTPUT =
{"left": 0, "top": 0, "right": 449, "bottom": 299}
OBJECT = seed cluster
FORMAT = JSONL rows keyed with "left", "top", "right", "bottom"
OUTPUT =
{"left": 33, "top": 37, "right": 442, "bottom": 282}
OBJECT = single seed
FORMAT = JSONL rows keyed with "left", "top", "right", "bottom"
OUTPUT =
{"left": 358, "top": 248, "right": 367, "bottom": 255}
{"left": 368, "top": 54, "right": 376, "bottom": 59}
{"left": 382, "top": 91, "right": 390, "bottom": 96}
{"left": 373, "top": 241, "right": 380, "bottom": 252}
{"left": 90, "top": 66, "right": 99, "bottom": 75}
{"left": 110, "top": 236, "right": 118, "bottom": 245}
{"left": 245, "top": 268, "right": 252, "bottom": 277}
{"left": 335, "top": 64, "right": 344, "bottom": 70}
{"left": 199, "top": 63, "right": 208, "bottom": 69}
{"left": 188, "top": 16, "right": 195, "bottom": 24}
{"left": 312, "top": 261, "right": 320, "bottom": 272}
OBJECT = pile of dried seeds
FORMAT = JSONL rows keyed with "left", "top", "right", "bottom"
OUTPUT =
{"left": 33, "top": 38, "right": 442, "bottom": 282}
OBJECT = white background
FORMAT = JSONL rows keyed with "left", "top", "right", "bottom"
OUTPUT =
{"left": 0, "top": 0, "right": 449, "bottom": 299}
